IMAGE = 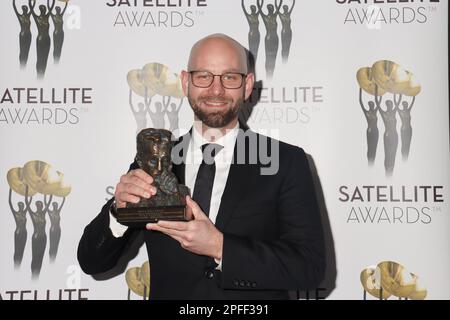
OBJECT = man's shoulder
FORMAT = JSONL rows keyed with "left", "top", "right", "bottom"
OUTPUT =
{"left": 237, "top": 128, "right": 309, "bottom": 177}
{"left": 243, "top": 128, "right": 306, "bottom": 157}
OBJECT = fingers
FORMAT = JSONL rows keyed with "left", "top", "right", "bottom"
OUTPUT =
{"left": 115, "top": 191, "right": 140, "bottom": 207}
{"left": 146, "top": 223, "right": 184, "bottom": 239}
{"left": 125, "top": 174, "right": 153, "bottom": 192}
{"left": 132, "top": 169, "right": 153, "bottom": 184}
{"left": 146, "top": 220, "right": 189, "bottom": 232}
{"left": 146, "top": 222, "right": 195, "bottom": 250}
{"left": 156, "top": 220, "right": 189, "bottom": 231}
{"left": 186, "top": 196, "right": 206, "bottom": 219}
{"left": 114, "top": 169, "right": 155, "bottom": 208}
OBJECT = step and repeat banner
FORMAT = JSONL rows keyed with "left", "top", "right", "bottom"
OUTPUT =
{"left": 0, "top": 0, "right": 448, "bottom": 300}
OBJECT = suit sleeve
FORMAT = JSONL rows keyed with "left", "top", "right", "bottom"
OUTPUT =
{"left": 220, "top": 147, "right": 326, "bottom": 290}
{"left": 77, "top": 162, "right": 140, "bottom": 275}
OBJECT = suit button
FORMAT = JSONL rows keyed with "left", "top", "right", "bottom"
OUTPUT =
{"left": 251, "top": 282, "right": 257, "bottom": 288}
{"left": 233, "top": 279, "right": 239, "bottom": 287}
{"left": 239, "top": 280, "right": 245, "bottom": 287}
{"left": 205, "top": 270, "right": 214, "bottom": 279}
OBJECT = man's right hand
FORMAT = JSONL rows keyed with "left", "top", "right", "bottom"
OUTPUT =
{"left": 114, "top": 169, "right": 156, "bottom": 208}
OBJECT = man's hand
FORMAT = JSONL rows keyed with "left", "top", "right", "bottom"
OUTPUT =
{"left": 146, "top": 196, "right": 224, "bottom": 260}
{"left": 114, "top": 169, "right": 156, "bottom": 208}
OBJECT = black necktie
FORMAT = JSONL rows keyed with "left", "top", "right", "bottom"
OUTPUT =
{"left": 192, "top": 143, "right": 223, "bottom": 217}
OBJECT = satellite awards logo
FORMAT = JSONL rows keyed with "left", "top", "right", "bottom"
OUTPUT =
{"left": 356, "top": 60, "right": 421, "bottom": 177}
{"left": 339, "top": 61, "right": 443, "bottom": 225}
{"left": 105, "top": 0, "right": 208, "bottom": 28}
{"left": 125, "top": 261, "right": 150, "bottom": 300}
{"left": 127, "top": 62, "right": 185, "bottom": 136}
{"left": 12, "top": 0, "right": 73, "bottom": 79}
{"left": 6, "top": 160, "right": 71, "bottom": 279}
{"left": 360, "top": 261, "right": 427, "bottom": 300}
{"left": 241, "top": 0, "right": 296, "bottom": 79}
{"left": 336, "top": 0, "right": 441, "bottom": 27}
{"left": 241, "top": 0, "right": 324, "bottom": 127}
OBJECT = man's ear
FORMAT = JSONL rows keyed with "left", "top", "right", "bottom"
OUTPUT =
{"left": 181, "top": 70, "right": 189, "bottom": 97}
{"left": 244, "top": 72, "right": 255, "bottom": 101}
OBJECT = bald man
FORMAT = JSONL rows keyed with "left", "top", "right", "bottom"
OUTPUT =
{"left": 78, "top": 34, "right": 326, "bottom": 300}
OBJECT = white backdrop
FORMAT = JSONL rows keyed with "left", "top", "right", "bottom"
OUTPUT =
{"left": 0, "top": 0, "right": 448, "bottom": 300}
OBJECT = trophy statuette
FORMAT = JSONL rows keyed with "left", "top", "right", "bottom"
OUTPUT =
{"left": 116, "top": 128, "right": 190, "bottom": 228}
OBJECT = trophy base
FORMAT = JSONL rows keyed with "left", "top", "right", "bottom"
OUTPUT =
{"left": 116, "top": 205, "right": 187, "bottom": 228}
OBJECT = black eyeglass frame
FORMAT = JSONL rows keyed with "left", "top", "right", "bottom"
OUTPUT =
{"left": 188, "top": 70, "right": 247, "bottom": 89}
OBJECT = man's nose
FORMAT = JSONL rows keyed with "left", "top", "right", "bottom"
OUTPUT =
{"left": 209, "top": 75, "right": 226, "bottom": 95}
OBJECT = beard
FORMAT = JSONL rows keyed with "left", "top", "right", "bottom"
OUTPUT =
{"left": 188, "top": 94, "right": 243, "bottom": 128}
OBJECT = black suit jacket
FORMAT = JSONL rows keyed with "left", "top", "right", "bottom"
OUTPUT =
{"left": 77, "top": 128, "right": 326, "bottom": 299}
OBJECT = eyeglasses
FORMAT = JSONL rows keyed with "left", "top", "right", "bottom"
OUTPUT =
{"left": 189, "top": 71, "right": 246, "bottom": 89}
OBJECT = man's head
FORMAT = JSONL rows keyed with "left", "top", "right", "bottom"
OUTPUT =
{"left": 181, "top": 34, "right": 254, "bottom": 130}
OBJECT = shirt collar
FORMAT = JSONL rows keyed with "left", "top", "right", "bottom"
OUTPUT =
{"left": 191, "top": 121, "right": 239, "bottom": 152}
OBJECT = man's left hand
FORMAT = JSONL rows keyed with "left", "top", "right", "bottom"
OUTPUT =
{"left": 146, "top": 196, "right": 223, "bottom": 260}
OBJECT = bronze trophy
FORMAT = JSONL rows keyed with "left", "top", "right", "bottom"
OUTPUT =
{"left": 116, "top": 128, "right": 190, "bottom": 227}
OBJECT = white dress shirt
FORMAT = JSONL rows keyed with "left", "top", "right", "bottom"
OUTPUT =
{"left": 184, "top": 123, "right": 239, "bottom": 225}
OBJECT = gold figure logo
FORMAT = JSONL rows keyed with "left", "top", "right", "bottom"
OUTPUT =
{"left": 356, "top": 60, "right": 421, "bottom": 176}
{"left": 127, "top": 62, "right": 185, "bottom": 136}
{"left": 7, "top": 160, "right": 71, "bottom": 279}
{"left": 360, "top": 261, "right": 427, "bottom": 300}
{"left": 125, "top": 261, "right": 150, "bottom": 300}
